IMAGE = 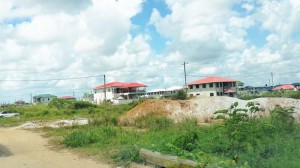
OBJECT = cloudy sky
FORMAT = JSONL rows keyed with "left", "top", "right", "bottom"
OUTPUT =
{"left": 0, "top": 0, "right": 300, "bottom": 103}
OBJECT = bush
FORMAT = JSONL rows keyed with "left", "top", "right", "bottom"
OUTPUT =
{"left": 48, "top": 98, "right": 74, "bottom": 109}
{"left": 112, "top": 145, "right": 141, "bottom": 166}
{"left": 171, "top": 90, "right": 187, "bottom": 100}
{"left": 173, "top": 131, "right": 199, "bottom": 152}
{"left": 270, "top": 105, "right": 295, "bottom": 132}
{"left": 63, "top": 130, "right": 90, "bottom": 147}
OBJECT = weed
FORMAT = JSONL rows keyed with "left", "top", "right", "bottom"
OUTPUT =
{"left": 270, "top": 105, "right": 295, "bottom": 132}
{"left": 134, "top": 113, "right": 174, "bottom": 131}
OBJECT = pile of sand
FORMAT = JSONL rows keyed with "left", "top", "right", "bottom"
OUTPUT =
{"left": 119, "top": 96, "right": 300, "bottom": 125}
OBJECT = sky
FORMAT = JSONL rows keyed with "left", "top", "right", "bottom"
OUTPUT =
{"left": 0, "top": 0, "right": 300, "bottom": 103}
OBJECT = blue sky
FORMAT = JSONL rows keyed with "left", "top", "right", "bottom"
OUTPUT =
{"left": 0, "top": 0, "right": 299, "bottom": 103}
{"left": 130, "top": 0, "right": 171, "bottom": 53}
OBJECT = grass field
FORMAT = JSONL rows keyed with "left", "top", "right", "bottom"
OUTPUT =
{"left": 0, "top": 98, "right": 299, "bottom": 167}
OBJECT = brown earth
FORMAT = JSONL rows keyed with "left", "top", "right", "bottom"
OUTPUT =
{"left": 119, "top": 96, "right": 300, "bottom": 125}
{"left": 0, "top": 127, "right": 112, "bottom": 168}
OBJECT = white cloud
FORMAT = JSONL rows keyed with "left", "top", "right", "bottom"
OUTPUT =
{"left": 242, "top": 3, "right": 254, "bottom": 12}
{"left": 0, "top": 0, "right": 300, "bottom": 101}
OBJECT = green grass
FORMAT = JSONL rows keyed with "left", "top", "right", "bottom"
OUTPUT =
{"left": 1, "top": 99, "right": 299, "bottom": 167}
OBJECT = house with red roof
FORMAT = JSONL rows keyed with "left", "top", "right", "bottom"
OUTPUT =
{"left": 59, "top": 96, "right": 76, "bottom": 100}
{"left": 187, "top": 76, "right": 238, "bottom": 97}
{"left": 93, "top": 81, "right": 147, "bottom": 104}
{"left": 273, "top": 84, "right": 296, "bottom": 91}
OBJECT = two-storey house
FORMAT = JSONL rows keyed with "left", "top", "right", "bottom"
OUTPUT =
{"left": 94, "top": 82, "right": 147, "bottom": 104}
{"left": 188, "top": 76, "right": 237, "bottom": 97}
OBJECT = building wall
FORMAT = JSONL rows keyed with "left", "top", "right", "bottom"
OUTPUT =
{"left": 94, "top": 88, "right": 117, "bottom": 104}
{"left": 188, "top": 82, "right": 237, "bottom": 97}
{"left": 147, "top": 90, "right": 180, "bottom": 99}
{"left": 94, "top": 87, "right": 145, "bottom": 104}
{"left": 33, "top": 97, "right": 55, "bottom": 105}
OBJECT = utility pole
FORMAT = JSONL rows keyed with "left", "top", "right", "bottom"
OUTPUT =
{"left": 30, "top": 93, "right": 32, "bottom": 104}
{"left": 103, "top": 74, "right": 106, "bottom": 101}
{"left": 182, "top": 61, "right": 188, "bottom": 92}
{"left": 271, "top": 72, "right": 274, "bottom": 89}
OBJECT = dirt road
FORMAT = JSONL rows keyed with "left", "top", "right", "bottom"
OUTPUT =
{"left": 0, "top": 127, "right": 111, "bottom": 168}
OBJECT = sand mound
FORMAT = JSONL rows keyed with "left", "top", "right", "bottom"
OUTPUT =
{"left": 119, "top": 96, "right": 300, "bottom": 125}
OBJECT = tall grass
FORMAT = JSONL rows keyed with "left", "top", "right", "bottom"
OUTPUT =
{"left": 58, "top": 104, "right": 300, "bottom": 167}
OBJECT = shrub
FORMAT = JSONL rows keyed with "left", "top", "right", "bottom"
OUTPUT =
{"left": 171, "top": 90, "right": 187, "bottom": 100}
{"left": 173, "top": 131, "right": 199, "bottom": 152}
{"left": 112, "top": 145, "right": 141, "bottom": 166}
{"left": 63, "top": 130, "right": 90, "bottom": 147}
{"left": 270, "top": 105, "right": 295, "bottom": 132}
{"left": 74, "top": 101, "right": 96, "bottom": 109}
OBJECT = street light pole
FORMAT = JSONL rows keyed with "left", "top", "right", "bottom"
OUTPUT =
{"left": 103, "top": 75, "right": 106, "bottom": 101}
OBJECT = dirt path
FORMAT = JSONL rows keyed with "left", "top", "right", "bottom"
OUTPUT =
{"left": 0, "top": 127, "right": 111, "bottom": 168}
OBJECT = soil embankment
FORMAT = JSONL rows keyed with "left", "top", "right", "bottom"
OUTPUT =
{"left": 119, "top": 96, "right": 300, "bottom": 124}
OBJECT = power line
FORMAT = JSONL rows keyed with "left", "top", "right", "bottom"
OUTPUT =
{"left": 0, "top": 74, "right": 105, "bottom": 82}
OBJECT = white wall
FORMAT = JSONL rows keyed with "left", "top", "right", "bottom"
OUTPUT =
{"left": 188, "top": 82, "right": 236, "bottom": 97}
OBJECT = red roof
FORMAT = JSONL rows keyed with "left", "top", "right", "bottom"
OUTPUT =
{"left": 188, "top": 76, "right": 237, "bottom": 85}
{"left": 273, "top": 84, "right": 295, "bottom": 91}
{"left": 121, "top": 82, "right": 147, "bottom": 88}
{"left": 60, "top": 96, "right": 75, "bottom": 99}
{"left": 224, "top": 89, "right": 236, "bottom": 93}
{"left": 95, "top": 82, "right": 147, "bottom": 89}
{"left": 95, "top": 82, "right": 127, "bottom": 89}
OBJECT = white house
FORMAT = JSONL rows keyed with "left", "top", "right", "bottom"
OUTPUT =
{"left": 147, "top": 86, "right": 183, "bottom": 99}
{"left": 94, "top": 82, "right": 147, "bottom": 104}
{"left": 188, "top": 76, "right": 237, "bottom": 97}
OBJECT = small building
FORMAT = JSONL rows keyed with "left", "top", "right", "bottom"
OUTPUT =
{"left": 33, "top": 94, "right": 57, "bottom": 104}
{"left": 273, "top": 84, "right": 296, "bottom": 91}
{"left": 240, "top": 86, "right": 273, "bottom": 95}
{"left": 188, "top": 76, "right": 237, "bottom": 97}
{"left": 147, "top": 86, "right": 183, "bottom": 99}
{"left": 15, "top": 100, "right": 25, "bottom": 105}
{"left": 93, "top": 82, "right": 147, "bottom": 104}
{"left": 82, "top": 93, "right": 94, "bottom": 103}
{"left": 59, "top": 96, "right": 76, "bottom": 100}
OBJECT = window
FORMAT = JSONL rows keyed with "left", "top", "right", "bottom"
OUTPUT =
{"left": 196, "top": 94, "right": 200, "bottom": 96}
{"left": 216, "top": 83, "right": 219, "bottom": 88}
{"left": 217, "top": 92, "right": 220, "bottom": 96}
{"left": 108, "top": 89, "right": 111, "bottom": 92}
{"left": 233, "top": 82, "right": 236, "bottom": 87}
{"left": 210, "top": 93, "right": 214, "bottom": 97}
{"left": 209, "top": 83, "right": 213, "bottom": 88}
{"left": 220, "top": 83, "right": 223, "bottom": 87}
{"left": 196, "top": 84, "right": 199, "bottom": 89}
{"left": 189, "top": 85, "right": 193, "bottom": 89}
{"left": 203, "top": 84, "right": 206, "bottom": 88}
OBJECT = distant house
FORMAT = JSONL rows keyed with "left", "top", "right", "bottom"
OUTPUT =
{"left": 33, "top": 94, "right": 57, "bottom": 104}
{"left": 188, "top": 76, "right": 237, "bottom": 97}
{"left": 82, "top": 93, "right": 94, "bottom": 103}
{"left": 147, "top": 86, "right": 183, "bottom": 99}
{"left": 93, "top": 82, "right": 147, "bottom": 104}
{"left": 273, "top": 84, "right": 296, "bottom": 91}
{"left": 59, "top": 96, "right": 76, "bottom": 100}
{"left": 240, "top": 86, "right": 273, "bottom": 95}
{"left": 15, "top": 100, "right": 25, "bottom": 105}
